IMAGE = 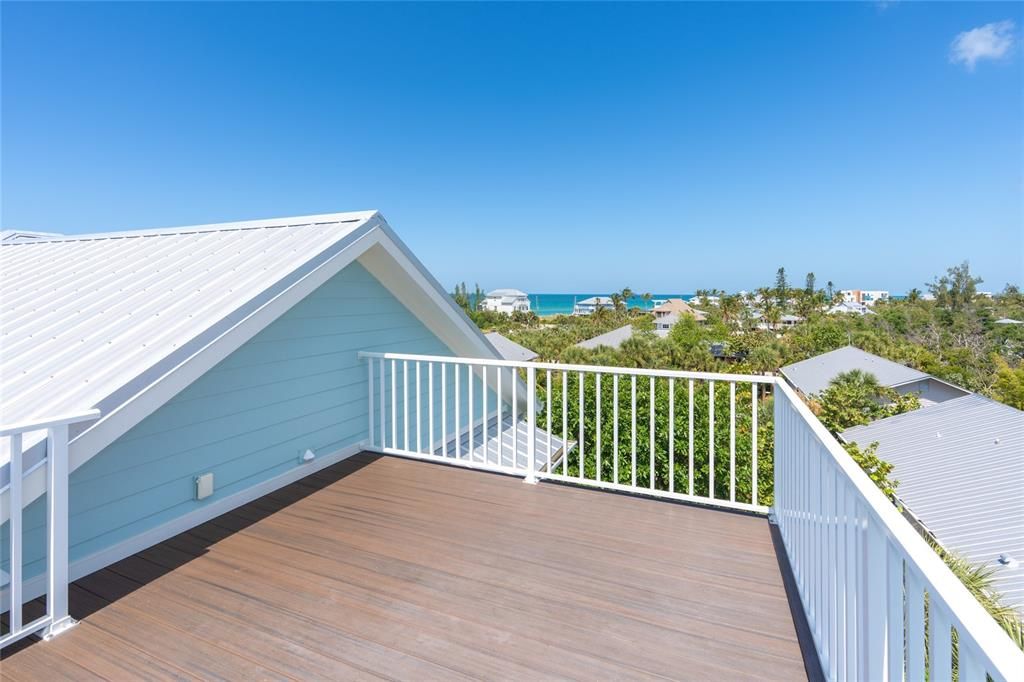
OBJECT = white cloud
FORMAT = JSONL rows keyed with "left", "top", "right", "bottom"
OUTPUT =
{"left": 950, "top": 20, "right": 1016, "bottom": 71}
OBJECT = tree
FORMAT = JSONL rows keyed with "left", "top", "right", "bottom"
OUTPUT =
{"left": 927, "top": 261, "right": 982, "bottom": 313}
{"left": 718, "top": 294, "right": 743, "bottom": 325}
{"left": 774, "top": 267, "right": 789, "bottom": 309}
{"left": 992, "top": 356, "right": 1024, "bottom": 409}
{"left": 815, "top": 369, "right": 920, "bottom": 433}
{"left": 610, "top": 292, "right": 625, "bottom": 313}
{"left": 804, "top": 272, "right": 816, "bottom": 296}
{"left": 907, "top": 288, "right": 922, "bottom": 303}
{"left": 826, "top": 280, "right": 835, "bottom": 300}
{"left": 452, "top": 282, "right": 470, "bottom": 312}
{"left": 641, "top": 292, "right": 653, "bottom": 310}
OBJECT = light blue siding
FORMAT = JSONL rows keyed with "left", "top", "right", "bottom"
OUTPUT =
{"left": 4, "top": 260, "right": 487, "bottom": 580}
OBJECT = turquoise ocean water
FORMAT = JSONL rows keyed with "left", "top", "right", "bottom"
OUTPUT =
{"left": 526, "top": 294, "right": 695, "bottom": 316}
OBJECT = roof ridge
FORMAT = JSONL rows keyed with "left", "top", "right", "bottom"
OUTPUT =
{"left": 0, "top": 211, "right": 379, "bottom": 246}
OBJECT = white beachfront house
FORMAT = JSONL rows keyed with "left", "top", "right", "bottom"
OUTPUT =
{"left": 480, "top": 288, "right": 531, "bottom": 314}
{"left": 840, "top": 289, "right": 890, "bottom": 306}
{"left": 572, "top": 295, "right": 613, "bottom": 315}
{"left": 2, "top": 211, "right": 1021, "bottom": 679}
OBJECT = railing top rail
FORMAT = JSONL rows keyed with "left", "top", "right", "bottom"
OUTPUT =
{"left": 775, "top": 380, "right": 1024, "bottom": 673}
{"left": 0, "top": 409, "right": 101, "bottom": 438}
{"left": 357, "top": 351, "right": 777, "bottom": 384}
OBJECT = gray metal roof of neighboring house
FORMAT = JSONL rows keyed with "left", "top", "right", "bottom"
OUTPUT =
{"left": 780, "top": 346, "right": 930, "bottom": 396}
{"left": 484, "top": 332, "right": 538, "bottom": 362}
{"left": 576, "top": 325, "right": 669, "bottom": 350}
{"left": 842, "top": 394, "right": 1024, "bottom": 611}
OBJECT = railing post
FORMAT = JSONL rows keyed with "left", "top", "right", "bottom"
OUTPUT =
{"left": 43, "top": 423, "right": 76, "bottom": 639}
{"left": 524, "top": 365, "right": 537, "bottom": 484}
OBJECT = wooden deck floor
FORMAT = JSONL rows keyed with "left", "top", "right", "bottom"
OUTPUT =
{"left": 2, "top": 453, "right": 811, "bottom": 680}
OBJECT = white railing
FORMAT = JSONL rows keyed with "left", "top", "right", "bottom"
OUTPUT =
{"left": 774, "top": 381, "right": 1024, "bottom": 682}
{"left": 360, "top": 350, "right": 1024, "bottom": 680}
{"left": 1, "top": 409, "right": 100, "bottom": 648}
{"left": 359, "top": 351, "right": 774, "bottom": 513}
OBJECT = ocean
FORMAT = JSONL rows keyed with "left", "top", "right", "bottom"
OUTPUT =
{"left": 524, "top": 293, "right": 695, "bottom": 317}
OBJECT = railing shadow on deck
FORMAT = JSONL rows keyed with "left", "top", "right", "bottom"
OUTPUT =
{"left": 1, "top": 453, "right": 382, "bottom": 658}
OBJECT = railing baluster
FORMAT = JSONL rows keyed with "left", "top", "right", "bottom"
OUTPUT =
{"left": 578, "top": 371, "right": 584, "bottom": 480}
{"left": 454, "top": 364, "right": 461, "bottom": 459}
{"left": 391, "top": 359, "right": 397, "bottom": 449}
{"left": 688, "top": 378, "right": 694, "bottom": 496}
{"left": 481, "top": 365, "right": 488, "bottom": 464}
{"left": 368, "top": 360, "right": 375, "bottom": 448}
{"left": 403, "top": 360, "right": 409, "bottom": 451}
{"left": 630, "top": 375, "right": 637, "bottom": 487}
{"left": 649, "top": 376, "right": 655, "bottom": 490}
{"left": 441, "top": 362, "right": 447, "bottom": 457}
{"left": 729, "top": 381, "right": 736, "bottom": 502}
{"left": 886, "top": 543, "right": 905, "bottom": 682}
{"left": 415, "top": 361, "right": 422, "bottom": 453}
{"left": 562, "top": 370, "right": 568, "bottom": 476}
{"left": 525, "top": 366, "right": 536, "bottom": 482}
{"left": 595, "top": 373, "right": 602, "bottom": 482}
{"left": 708, "top": 380, "right": 715, "bottom": 499}
{"left": 512, "top": 368, "right": 518, "bottom": 469}
{"left": 546, "top": 369, "right": 552, "bottom": 472}
{"left": 930, "top": 604, "right": 953, "bottom": 682}
{"left": 428, "top": 362, "right": 435, "bottom": 456}
{"left": 751, "top": 383, "right": 758, "bottom": 506}
{"left": 668, "top": 378, "right": 674, "bottom": 493}
{"left": 906, "top": 572, "right": 925, "bottom": 681}
{"left": 468, "top": 362, "right": 475, "bottom": 460}
{"left": 497, "top": 366, "right": 503, "bottom": 467}
{"left": 378, "top": 358, "right": 386, "bottom": 448}
{"left": 613, "top": 374, "right": 620, "bottom": 484}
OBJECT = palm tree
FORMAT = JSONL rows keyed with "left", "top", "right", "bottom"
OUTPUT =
{"left": 641, "top": 292, "right": 652, "bottom": 310}
{"left": 719, "top": 294, "right": 743, "bottom": 325}
{"left": 610, "top": 292, "right": 625, "bottom": 313}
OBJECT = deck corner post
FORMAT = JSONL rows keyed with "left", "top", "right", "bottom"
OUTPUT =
{"left": 43, "top": 424, "right": 77, "bottom": 641}
{"left": 524, "top": 365, "right": 537, "bottom": 484}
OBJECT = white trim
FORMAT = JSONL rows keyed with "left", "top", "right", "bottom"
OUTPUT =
{"left": 3, "top": 442, "right": 364, "bottom": 610}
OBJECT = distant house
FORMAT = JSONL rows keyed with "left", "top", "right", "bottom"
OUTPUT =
{"left": 572, "top": 296, "right": 614, "bottom": 315}
{"left": 480, "top": 288, "right": 530, "bottom": 315}
{"left": 780, "top": 346, "right": 970, "bottom": 406}
{"left": 840, "top": 289, "right": 890, "bottom": 307}
{"left": 842, "top": 394, "right": 1024, "bottom": 612}
{"left": 828, "top": 301, "right": 874, "bottom": 316}
{"left": 654, "top": 313, "right": 680, "bottom": 331}
{"left": 751, "top": 312, "right": 804, "bottom": 330}
{"left": 484, "top": 332, "right": 538, "bottom": 362}
{"left": 651, "top": 298, "right": 707, "bottom": 322}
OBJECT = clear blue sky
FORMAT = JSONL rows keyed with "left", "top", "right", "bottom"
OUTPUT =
{"left": 3, "top": 2, "right": 1022, "bottom": 294}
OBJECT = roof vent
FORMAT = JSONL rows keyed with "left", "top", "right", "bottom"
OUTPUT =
{"left": 998, "top": 554, "right": 1018, "bottom": 568}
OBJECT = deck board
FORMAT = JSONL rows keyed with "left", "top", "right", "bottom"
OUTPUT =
{"left": 2, "top": 453, "right": 810, "bottom": 680}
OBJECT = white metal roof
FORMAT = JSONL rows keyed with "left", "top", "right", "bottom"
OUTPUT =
{"left": 780, "top": 346, "right": 930, "bottom": 396}
{"left": 486, "top": 288, "right": 527, "bottom": 298}
{"left": 842, "top": 394, "right": 1024, "bottom": 611}
{"left": 576, "top": 296, "right": 613, "bottom": 306}
{"left": 1, "top": 212, "right": 377, "bottom": 429}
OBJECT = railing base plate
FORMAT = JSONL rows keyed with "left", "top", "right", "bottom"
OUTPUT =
{"left": 42, "top": 616, "right": 77, "bottom": 641}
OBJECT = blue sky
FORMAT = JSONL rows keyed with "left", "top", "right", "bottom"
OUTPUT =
{"left": 3, "top": 2, "right": 1022, "bottom": 294}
